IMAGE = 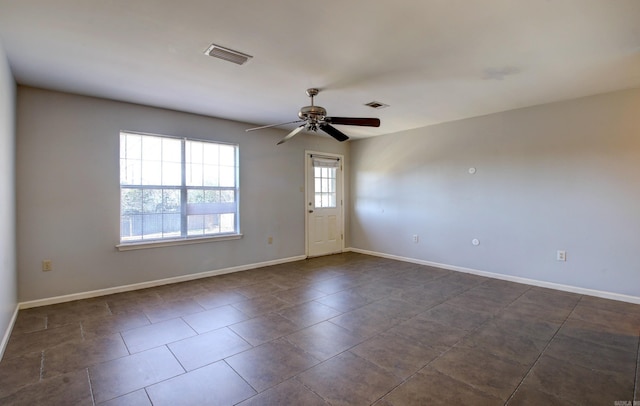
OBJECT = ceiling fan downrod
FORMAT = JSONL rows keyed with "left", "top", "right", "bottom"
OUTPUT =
{"left": 298, "top": 88, "right": 326, "bottom": 127}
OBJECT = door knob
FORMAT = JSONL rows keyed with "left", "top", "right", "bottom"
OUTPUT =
{"left": 308, "top": 210, "right": 314, "bottom": 213}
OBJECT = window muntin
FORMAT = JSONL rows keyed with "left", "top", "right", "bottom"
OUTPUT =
{"left": 314, "top": 166, "right": 337, "bottom": 208}
{"left": 120, "top": 132, "right": 238, "bottom": 243}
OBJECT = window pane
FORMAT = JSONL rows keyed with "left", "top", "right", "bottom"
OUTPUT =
{"left": 204, "top": 190, "right": 221, "bottom": 203}
{"left": 142, "top": 136, "right": 162, "bottom": 161}
{"left": 220, "top": 190, "right": 234, "bottom": 203}
{"left": 203, "top": 143, "right": 219, "bottom": 165}
{"left": 162, "top": 214, "right": 181, "bottom": 237}
{"left": 162, "top": 162, "right": 181, "bottom": 186}
{"left": 141, "top": 214, "right": 163, "bottom": 239}
{"left": 120, "top": 159, "right": 141, "bottom": 185}
{"left": 162, "top": 189, "right": 181, "bottom": 213}
{"left": 119, "top": 133, "right": 126, "bottom": 159}
{"left": 123, "top": 133, "right": 142, "bottom": 160}
{"left": 321, "top": 193, "right": 329, "bottom": 207}
{"left": 142, "top": 189, "right": 163, "bottom": 213}
{"left": 220, "top": 213, "right": 235, "bottom": 233}
{"left": 141, "top": 161, "right": 161, "bottom": 185}
{"left": 187, "top": 141, "right": 203, "bottom": 164}
{"left": 203, "top": 165, "right": 219, "bottom": 187}
{"left": 204, "top": 214, "right": 220, "bottom": 234}
{"left": 219, "top": 145, "right": 235, "bottom": 166}
{"left": 121, "top": 188, "right": 142, "bottom": 214}
{"left": 219, "top": 167, "right": 235, "bottom": 187}
{"left": 188, "top": 189, "right": 204, "bottom": 203}
{"left": 121, "top": 214, "right": 142, "bottom": 240}
{"left": 186, "top": 163, "right": 203, "bottom": 186}
{"left": 162, "top": 138, "right": 181, "bottom": 162}
{"left": 187, "top": 215, "right": 204, "bottom": 236}
{"left": 321, "top": 178, "right": 329, "bottom": 193}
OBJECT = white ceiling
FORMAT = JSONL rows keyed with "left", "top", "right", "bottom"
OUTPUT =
{"left": 1, "top": 0, "right": 639, "bottom": 139}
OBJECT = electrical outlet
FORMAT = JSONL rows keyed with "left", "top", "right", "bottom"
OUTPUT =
{"left": 268, "top": 236, "right": 273, "bottom": 245}
{"left": 557, "top": 250, "right": 566, "bottom": 261}
{"left": 412, "top": 234, "right": 419, "bottom": 243}
{"left": 42, "top": 260, "right": 52, "bottom": 272}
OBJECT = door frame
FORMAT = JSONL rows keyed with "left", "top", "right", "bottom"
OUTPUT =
{"left": 304, "top": 150, "right": 345, "bottom": 258}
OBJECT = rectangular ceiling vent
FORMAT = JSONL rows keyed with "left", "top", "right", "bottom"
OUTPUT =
{"left": 204, "top": 44, "right": 253, "bottom": 65}
{"left": 365, "top": 101, "right": 389, "bottom": 109}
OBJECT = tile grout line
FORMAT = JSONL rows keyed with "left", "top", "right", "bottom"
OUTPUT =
{"left": 38, "top": 350, "right": 45, "bottom": 382}
{"left": 232, "top": 275, "right": 575, "bottom": 401}
{"left": 502, "top": 294, "right": 583, "bottom": 405}
{"left": 85, "top": 368, "right": 96, "bottom": 406}
{"left": 164, "top": 343, "right": 188, "bottom": 375}
{"left": 372, "top": 282, "right": 536, "bottom": 404}
{"left": 107, "top": 345, "right": 188, "bottom": 404}
{"left": 119, "top": 331, "right": 132, "bottom": 355}
{"left": 221, "top": 358, "right": 260, "bottom": 395}
{"left": 293, "top": 375, "right": 330, "bottom": 405}
{"left": 414, "top": 284, "right": 535, "bottom": 398}
{"left": 105, "top": 302, "right": 113, "bottom": 316}
{"left": 218, "top": 272, "right": 446, "bottom": 404}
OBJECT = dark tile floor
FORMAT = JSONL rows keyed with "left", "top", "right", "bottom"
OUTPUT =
{"left": 1, "top": 252, "right": 639, "bottom": 405}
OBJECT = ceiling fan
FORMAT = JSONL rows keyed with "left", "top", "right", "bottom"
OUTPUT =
{"left": 246, "top": 88, "right": 381, "bottom": 145}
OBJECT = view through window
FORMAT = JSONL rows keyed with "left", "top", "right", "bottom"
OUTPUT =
{"left": 313, "top": 157, "right": 339, "bottom": 208}
{"left": 120, "top": 132, "right": 239, "bottom": 243}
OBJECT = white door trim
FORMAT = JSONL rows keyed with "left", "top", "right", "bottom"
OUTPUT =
{"left": 305, "top": 150, "right": 345, "bottom": 258}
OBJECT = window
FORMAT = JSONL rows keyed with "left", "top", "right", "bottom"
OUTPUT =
{"left": 312, "top": 157, "right": 339, "bottom": 208}
{"left": 119, "top": 132, "right": 239, "bottom": 244}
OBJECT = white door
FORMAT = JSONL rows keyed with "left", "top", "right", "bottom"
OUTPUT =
{"left": 306, "top": 152, "right": 343, "bottom": 257}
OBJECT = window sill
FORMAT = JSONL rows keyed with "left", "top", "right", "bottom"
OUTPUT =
{"left": 116, "top": 234, "right": 243, "bottom": 251}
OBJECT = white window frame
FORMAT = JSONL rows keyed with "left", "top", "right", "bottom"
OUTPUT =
{"left": 117, "top": 131, "right": 241, "bottom": 251}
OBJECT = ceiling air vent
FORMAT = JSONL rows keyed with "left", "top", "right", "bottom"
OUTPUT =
{"left": 365, "top": 101, "right": 389, "bottom": 109}
{"left": 204, "top": 44, "right": 253, "bottom": 65}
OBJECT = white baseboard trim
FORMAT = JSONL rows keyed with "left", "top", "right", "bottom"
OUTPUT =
{"left": 18, "top": 249, "right": 640, "bottom": 309}
{"left": 347, "top": 247, "right": 640, "bottom": 305}
{"left": 1, "top": 304, "right": 19, "bottom": 360}
{"left": 19, "top": 255, "right": 307, "bottom": 309}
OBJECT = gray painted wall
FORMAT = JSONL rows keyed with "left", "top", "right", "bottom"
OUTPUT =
{"left": 16, "top": 87, "right": 348, "bottom": 301}
{"left": 0, "top": 41, "right": 17, "bottom": 348}
{"left": 13, "top": 84, "right": 640, "bottom": 302}
{"left": 350, "top": 88, "right": 640, "bottom": 297}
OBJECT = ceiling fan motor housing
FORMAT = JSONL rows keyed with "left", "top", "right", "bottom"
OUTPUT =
{"left": 298, "top": 105, "right": 327, "bottom": 122}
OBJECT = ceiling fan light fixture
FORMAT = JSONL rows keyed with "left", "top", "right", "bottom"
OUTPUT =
{"left": 365, "top": 101, "right": 389, "bottom": 109}
{"left": 204, "top": 44, "right": 253, "bottom": 65}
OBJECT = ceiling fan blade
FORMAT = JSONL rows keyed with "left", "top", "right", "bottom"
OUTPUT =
{"left": 246, "top": 120, "right": 304, "bottom": 132}
{"left": 277, "top": 124, "right": 306, "bottom": 145}
{"left": 319, "top": 124, "right": 349, "bottom": 142}
{"left": 326, "top": 117, "right": 380, "bottom": 127}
